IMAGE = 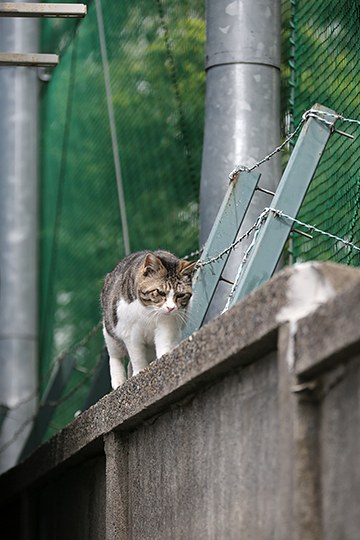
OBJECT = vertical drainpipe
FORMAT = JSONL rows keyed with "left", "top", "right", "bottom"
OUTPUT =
{"left": 200, "top": 0, "right": 281, "bottom": 317}
{"left": 0, "top": 4, "right": 39, "bottom": 471}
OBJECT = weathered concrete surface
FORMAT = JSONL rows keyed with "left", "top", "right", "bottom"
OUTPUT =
{"left": 0, "top": 262, "right": 359, "bottom": 539}
{"left": 36, "top": 456, "right": 106, "bottom": 539}
{"left": 127, "top": 352, "right": 279, "bottom": 540}
{"left": 295, "top": 274, "right": 360, "bottom": 378}
{"left": 320, "top": 355, "right": 360, "bottom": 540}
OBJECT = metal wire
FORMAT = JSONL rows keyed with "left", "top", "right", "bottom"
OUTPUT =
{"left": 228, "top": 117, "right": 305, "bottom": 181}
{"left": 95, "top": 0, "right": 130, "bottom": 255}
{"left": 229, "top": 108, "right": 360, "bottom": 184}
{"left": 268, "top": 207, "right": 360, "bottom": 253}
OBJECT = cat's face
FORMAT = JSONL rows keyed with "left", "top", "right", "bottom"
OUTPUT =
{"left": 137, "top": 253, "right": 195, "bottom": 315}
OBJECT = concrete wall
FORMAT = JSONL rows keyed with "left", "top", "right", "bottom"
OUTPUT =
{"left": 0, "top": 262, "right": 359, "bottom": 540}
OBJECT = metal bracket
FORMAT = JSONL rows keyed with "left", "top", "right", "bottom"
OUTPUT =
{"left": 183, "top": 171, "right": 261, "bottom": 337}
{"left": 0, "top": 52, "right": 59, "bottom": 67}
{"left": 0, "top": 3, "right": 86, "bottom": 68}
{"left": 227, "top": 103, "right": 338, "bottom": 307}
{"left": 0, "top": 3, "right": 87, "bottom": 18}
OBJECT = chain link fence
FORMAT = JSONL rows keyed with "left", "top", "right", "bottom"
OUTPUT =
{"left": 281, "top": 0, "right": 360, "bottom": 266}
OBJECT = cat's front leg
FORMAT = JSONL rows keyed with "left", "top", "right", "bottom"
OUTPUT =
{"left": 154, "top": 322, "right": 181, "bottom": 359}
{"left": 109, "top": 356, "right": 127, "bottom": 390}
{"left": 125, "top": 340, "right": 149, "bottom": 376}
{"left": 103, "top": 327, "right": 127, "bottom": 389}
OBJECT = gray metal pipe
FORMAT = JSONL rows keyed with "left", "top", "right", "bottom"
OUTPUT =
{"left": 0, "top": 4, "right": 39, "bottom": 472}
{"left": 200, "top": 0, "right": 281, "bottom": 318}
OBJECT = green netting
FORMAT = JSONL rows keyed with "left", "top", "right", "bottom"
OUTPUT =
{"left": 40, "top": 0, "right": 205, "bottom": 440}
{"left": 281, "top": 0, "right": 360, "bottom": 266}
{"left": 39, "top": 0, "right": 360, "bottom": 441}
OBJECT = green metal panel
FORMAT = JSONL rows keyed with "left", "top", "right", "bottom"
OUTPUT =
{"left": 227, "top": 104, "right": 338, "bottom": 308}
{"left": 183, "top": 171, "right": 260, "bottom": 337}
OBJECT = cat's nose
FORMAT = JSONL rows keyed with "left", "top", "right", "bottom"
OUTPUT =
{"left": 166, "top": 305, "right": 175, "bottom": 313}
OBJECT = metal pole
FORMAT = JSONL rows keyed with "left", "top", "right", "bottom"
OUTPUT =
{"left": 0, "top": 1, "right": 39, "bottom": 472}
{"left": 200, "top": 0, "right": 281, "bottom": 317}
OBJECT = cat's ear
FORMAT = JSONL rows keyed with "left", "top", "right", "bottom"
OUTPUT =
{"left": 178, "top": 260, "right": 197, "bottom": 276}
{"left": 143, "top": 253, "right": 165, "bottom": 276}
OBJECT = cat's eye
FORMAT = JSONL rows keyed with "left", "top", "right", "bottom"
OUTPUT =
{"left": 139, "top": 289, "right": 166, "bottom": 304}
{"left": 143, "top": 289, "right": 164, "bottom": 296}
{"left": 176, "top": 292, "right": 191, "bottom": 300}
{"left": 156, "top": 289, "right": 166, "bottom": 297}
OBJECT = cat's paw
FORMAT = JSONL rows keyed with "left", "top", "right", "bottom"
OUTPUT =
{"left": 111, "top": 378, "right": 125, "bottom": 390}
{"left": 109, "top": 357, "right": 127, "bottom": 390}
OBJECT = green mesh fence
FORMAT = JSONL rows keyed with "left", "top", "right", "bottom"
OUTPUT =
{"left": 281, "top": 0, "right": 360, "bottom": 266}
{"left": 40, "top": 0, "right": 205, "bottom": 440}
{"left": 39, "top": 0, "right": 360, "bottom": 442}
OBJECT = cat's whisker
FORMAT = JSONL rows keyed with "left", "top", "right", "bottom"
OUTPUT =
{"left": 145, "top": 308, "right": 160, "bottom": 328}
{"left": 176, "top": 310, "right": 189, "bottom": 325}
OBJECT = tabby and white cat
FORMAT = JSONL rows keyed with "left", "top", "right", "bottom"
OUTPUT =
{"left": 101, "top": 250, "right": 196, "bottom": 389}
